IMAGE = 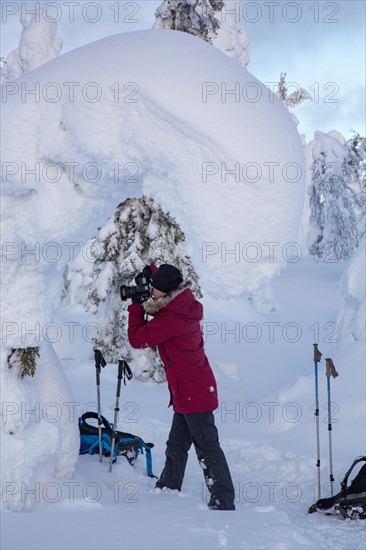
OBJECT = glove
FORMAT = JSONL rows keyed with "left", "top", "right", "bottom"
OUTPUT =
{"left": 131, "top": 293, "right": 147, "bottom": 305}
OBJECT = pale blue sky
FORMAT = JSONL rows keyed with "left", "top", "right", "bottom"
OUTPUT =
{"left": 1, "top": 0, "right": 365, "bottom": 142}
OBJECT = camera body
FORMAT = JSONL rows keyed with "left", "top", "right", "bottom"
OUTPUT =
{"left": 120, "top": 272, "right": 151, "bottom": 302}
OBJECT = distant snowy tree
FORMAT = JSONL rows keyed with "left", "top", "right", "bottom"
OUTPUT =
{"left": 154, "top": 0, "right": 224, "bottom": 43}
{"left": 276, "top": 73, "right": 312, "bottom": 133}
{"left": 307, "top": 131, "right": 360, "bottom": 260}
{"left": 276, "top": 73, "right": 312, "bottom": 108}
{"left": 1, "top": 11, "right": 62, "bottom": 84}
{"left": 63, "top": 197, "right": 202, "bottom": 381}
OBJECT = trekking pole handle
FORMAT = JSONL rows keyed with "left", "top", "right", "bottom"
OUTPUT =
{"left": 313, "top": 343, "right": 322, "bottom": 363}
{"left": 121, "top": 360, "right": 133, "bottom": 385}
{"left": 118, "top": 360, "right": 123, "bottom": 381}
{"left": 325, "top": 358, "right": 339, "bottom": 379}
{"left": 96, "top": 366, "right": 101, "bottom": 386}
{"left": 95, "top": 349, "right": 107, "bottom": 369}
{"left": 116, "top": 360, "right": 126, "bottom": 399}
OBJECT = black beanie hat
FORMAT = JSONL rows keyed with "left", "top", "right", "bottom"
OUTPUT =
{"left": 151, "top": 264, "right": 183, "bottom": 293}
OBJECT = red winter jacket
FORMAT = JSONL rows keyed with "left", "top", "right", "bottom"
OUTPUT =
{"left": 128, "top": 288, "right": 218, "bottom": 414}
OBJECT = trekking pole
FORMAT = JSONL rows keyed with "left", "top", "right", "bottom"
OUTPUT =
{"left": 325, "top": 358, "right": 339, "bottom": 497}
{"left": 313, "top": 343, "right": 322, "bottom": 500}
{"left": 109, "top": 360, "right": 133, "bottom": 473}
{"left": 94, "top": 349, "right": 106, "bottom": 463}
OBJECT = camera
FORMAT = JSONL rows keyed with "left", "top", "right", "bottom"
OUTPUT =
{"left": 120, "top": 272, "right": 152, "bottom": 302}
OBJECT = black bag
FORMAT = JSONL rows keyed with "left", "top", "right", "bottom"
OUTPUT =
{"left": 309, "top": 456, "right": 366, "bottom": 519}
{"left": 79, "top": 412, "right": 155, "bottom": 477}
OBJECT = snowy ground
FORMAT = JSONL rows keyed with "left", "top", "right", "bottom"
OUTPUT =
{"left": 1, "top": 257, "right": 365, "bottom": 550}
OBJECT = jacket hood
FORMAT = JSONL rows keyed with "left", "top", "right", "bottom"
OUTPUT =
{"left": 143, "top": 282, "right": 203, "bottom": 320}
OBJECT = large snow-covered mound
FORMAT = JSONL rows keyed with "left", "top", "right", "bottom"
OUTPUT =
{"left": 2, "top": 30, "right": 305, "bottom": 336}
{"left": 1, "top": 32, "right": 305, "bottom": 509}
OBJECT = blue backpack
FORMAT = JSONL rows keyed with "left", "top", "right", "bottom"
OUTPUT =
{"left": 79, "top": 412, "right": 155, "bottom": 478}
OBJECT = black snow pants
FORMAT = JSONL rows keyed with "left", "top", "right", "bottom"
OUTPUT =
{"left": 156, "top": 412, "right": 235, "bottom": 510}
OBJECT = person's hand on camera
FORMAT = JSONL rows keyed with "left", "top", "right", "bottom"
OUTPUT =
{"left": 131, "top": 293, "right": 147, "bottom": 305}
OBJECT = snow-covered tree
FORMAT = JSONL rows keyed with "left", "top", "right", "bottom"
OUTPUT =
{"left": 344, "top": 134, "right": 366, "bottom": 187}
{"left": 154, "top": 0, "right": 249, "bottom": 66}
{"left": 307, "top": 131, "right": 360, "bottom": 260}
{"left": 154, "top": 0, "right": 224, "bottom": 43}
{"left": 337, "top": 231, "right": 366, "bottom": 342}
{"left": 210, "top": 1, "right": 249, "bottom": 67}
{"left": 63, "top": 197, "right": 202, "bottom": 381}
{"left": 342, "top": 134, "right": 366, "bottom": 232}
{"left": 1, "top": 11, "right": 62, "bottom": 84}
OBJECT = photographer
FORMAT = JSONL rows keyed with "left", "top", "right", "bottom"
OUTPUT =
{"left": 126, "top": 264, "right": 235, "bottom": 511}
